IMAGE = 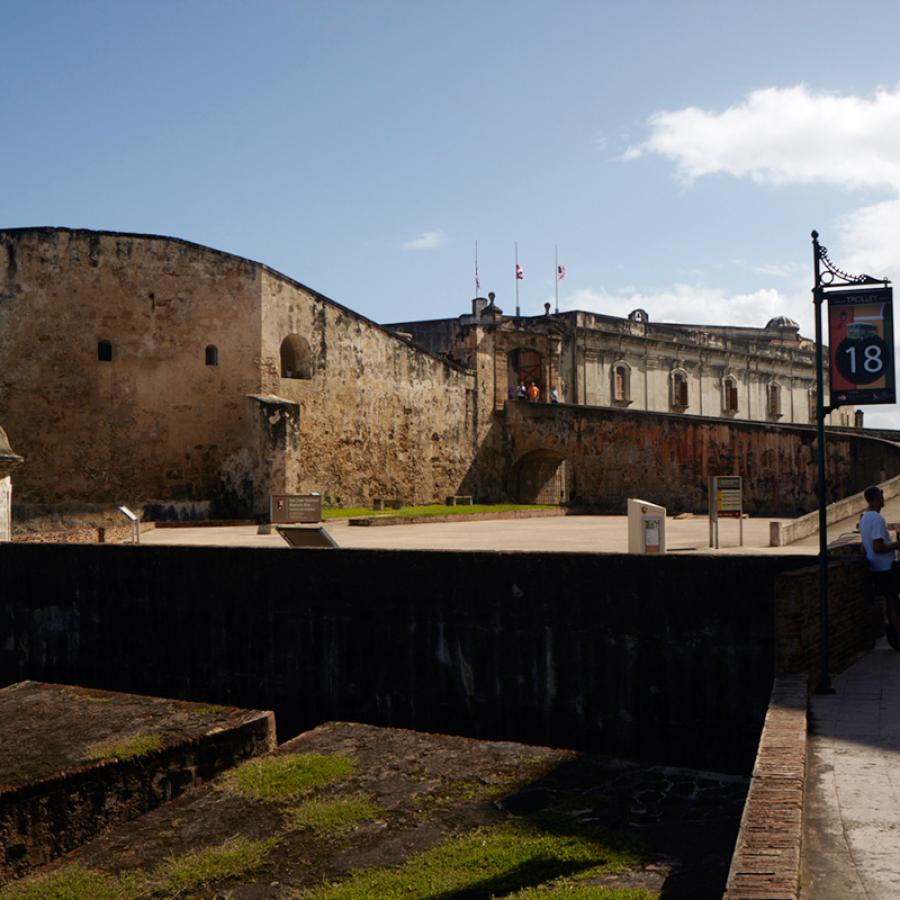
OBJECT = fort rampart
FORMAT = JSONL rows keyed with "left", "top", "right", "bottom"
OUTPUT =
{"left": 506, "top": 401, "right": 900, "bottom": 514}
{"left": 2, "top": 544, "right": 872, "bottom": 776}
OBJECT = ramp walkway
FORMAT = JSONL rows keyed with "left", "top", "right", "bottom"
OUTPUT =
{"left": 803, "top": 640, "right": 900, "bottom": 897}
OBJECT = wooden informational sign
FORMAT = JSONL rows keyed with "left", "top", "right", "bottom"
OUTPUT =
{"left": 270, "top": 494, "right": 322, "bottom": 524}
{"left": 828, "top": 286, "right": 896, "bottom": 406}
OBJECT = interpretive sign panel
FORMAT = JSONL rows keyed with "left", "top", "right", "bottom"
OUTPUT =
{"left": 714, "top": 476, "right": 742, "bottom": 519}
{"left": 828, "top": 287, "right": 896, "bottom": 406}
{"left": 270, "top": 494, "right": 322, "bottom": 524}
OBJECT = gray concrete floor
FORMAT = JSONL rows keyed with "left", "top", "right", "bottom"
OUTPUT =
{"left": 804, "top": 640, "right": 900, "bottom": 898}
{"left": 140, "top": 513, "right": 809, "bottom": 554}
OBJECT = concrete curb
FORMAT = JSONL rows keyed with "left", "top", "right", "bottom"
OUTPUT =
{"left": 348, "top": 508, "right": 569, "bottom": 527}
{"left": 770, "top": 473, "right": 900, "bottom": 546}
{"left": 724, "top": 673, "right": 808, "bottom": 899}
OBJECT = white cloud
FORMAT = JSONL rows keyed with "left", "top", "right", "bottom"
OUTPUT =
{"left": 402, "top": 230, "right": 445, "bottom": 251}
{"left": 625, "top": 85, "right": 900, "bottom": 190}
{"left": 565, "top": 284, "right": 809, "bottom": 333}
{"left": 836, "top": 198, "right": 900, "bottom": 278}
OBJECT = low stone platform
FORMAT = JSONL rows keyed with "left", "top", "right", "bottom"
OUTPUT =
{"left": 4, "top": 721, "right": 748, "bottom": 898}
{"left": 0, "top": 681, "right": 274, "bottom": 883}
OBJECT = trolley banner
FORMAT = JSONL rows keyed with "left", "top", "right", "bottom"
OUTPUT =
{"left": 827, "top": 286, "right": 895, "bottom": 406}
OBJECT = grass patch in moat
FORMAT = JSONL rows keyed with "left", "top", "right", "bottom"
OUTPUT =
{"left": 323, "top": 503, "right": 555, "bottom": 520}
{"left": 287, "top": 795, "right": 381, "bottom": 836}
{"left": 0, "top": 866, "right": 142, "bottom": 900}
{"left": 0, "top": 837, "right": 281, "bottom": 900}
{"left": 152, "top": 835, "right": 280, "bottom": 894}
{"left": 226, "top": 752, "right": 356, "bottom": 802}
{"left": 298, "top": 820, "right": 652, "bottom": 900}
{"left": 83, "top": 733, "right": 162, "bottom": 761}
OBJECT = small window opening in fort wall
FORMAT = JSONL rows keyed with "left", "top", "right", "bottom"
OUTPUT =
{"left": 280, "top": 335, "right": 313, "bottom": 379}
{"left": 723, "top": 375, "right": 739, "bottom": 414}
{"left": 205, "top": 345, "right": 219, "bottom": 366}
{"left": 513, "top": 449, "right": 572, "bottom": 504}
{"left": 508, "top": 347, "right": 544, "bottom": 398}
{"left": 767, "top": 382, "right": 783, "bottom": 418}
{"left": 612, "top": 362, "right": 631, "bottom": 404}
{"left": 670, "top": 369, "right": 688, "bottom": 409}
{"left": 97, "top": 340, "right": 112, "bottom": 362}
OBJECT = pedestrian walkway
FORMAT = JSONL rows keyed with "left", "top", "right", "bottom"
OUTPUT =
{"left": 803, "top": 640, "right": 900, "bottom": 897}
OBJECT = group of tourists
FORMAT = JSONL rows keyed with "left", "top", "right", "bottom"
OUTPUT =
{"left": 511, "top": 381, "right": 560, "bottom": 404}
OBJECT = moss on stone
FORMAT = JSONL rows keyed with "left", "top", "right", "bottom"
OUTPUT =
{"left": 83, "top": 733, "right": 162, "bottom": 761}
{"left": 226, "top": 752, "right": 356, "bottom": 802}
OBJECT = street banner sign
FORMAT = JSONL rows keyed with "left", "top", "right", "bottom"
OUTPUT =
{"left": 827, "top": 286, "right": 896, "bottom": 406}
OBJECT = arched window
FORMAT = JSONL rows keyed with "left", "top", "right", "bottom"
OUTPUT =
{"left": 722, "top": 375, "right": 739, "bottom": 413}
{"left": 611, "top": 362, "right": 631, "bottom": 403}
{"left": 97, "top": 340, "right": 112, "bottom": 362}
{"left": 205, "top": 345, "right": 219, "bottom": 366}
{"left": 767, "top": 382, "right": 783, "bottom": 418}
{"left": 280, "top": 335, "right": 313, "bottom": 379}
{"left": 670, "top": 369, "right": 688, "bottom": 409}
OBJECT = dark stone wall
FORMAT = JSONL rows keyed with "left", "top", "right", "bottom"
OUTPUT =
{"left": 505, "top": 402, "right": 900, "bottom": 515}
{"left": 0, "top": 545, "right": 807, "bottom": 774}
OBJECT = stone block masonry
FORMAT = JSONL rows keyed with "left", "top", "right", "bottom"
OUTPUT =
{"left": 0, "top": 681, "right": 274, "bottom": 884}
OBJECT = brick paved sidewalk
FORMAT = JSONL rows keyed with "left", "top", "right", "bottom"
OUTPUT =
{"left": 803, "top": 640, "right": 900, "bottom": 897}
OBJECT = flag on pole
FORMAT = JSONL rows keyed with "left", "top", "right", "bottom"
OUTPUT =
{"left": 557, "top": 265, "right": 566, "bottom": 281}
{"left": 516, "top": 263, "right": 524, "bottom": 280}
{"left": 475, "top": 241, "right": 480, "bottom": 293}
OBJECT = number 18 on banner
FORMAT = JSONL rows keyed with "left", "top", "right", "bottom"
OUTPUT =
{"left": 828, "top": 286, "right": 896, "bottom": 406}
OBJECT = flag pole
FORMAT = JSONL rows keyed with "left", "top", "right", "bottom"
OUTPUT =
{"left": 475, "top": 240, "right": 479, "bottom": 296}
{"left": 515, "top": 242, "right": 520, "bottom": 316}
{"left": 555, "top": 245, "right": 559, "bottom": 314}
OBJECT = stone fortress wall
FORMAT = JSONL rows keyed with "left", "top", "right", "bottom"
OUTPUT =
{"left": 0, "top": 228, "right": 477, "bottom": 515}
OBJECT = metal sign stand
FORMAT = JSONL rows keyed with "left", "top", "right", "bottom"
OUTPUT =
{"left": 708, "top": 476, "right": 743, "bottom": 549}
{"left": 811, "top": 230, "right": 893, "bottom": 694}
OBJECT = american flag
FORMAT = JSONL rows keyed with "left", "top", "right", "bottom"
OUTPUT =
{"left": 557, "top": 265, "right": 566, "bottom": 281}
{"left": 515, "top": 263, "right": 524, "bottom": 280}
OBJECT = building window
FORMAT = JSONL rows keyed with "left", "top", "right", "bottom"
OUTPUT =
{"left": 97, "top": 340, "right": 112, "bottom": 362}
{"left": 205, "top": 345, "right": 219, "bottom": 366}
{"left": 722, "top": 376, "right": 739, "bottom": 413}
{"left": 611, "top": 362, "right": 630, "bottom": 403}
{"left": 670, "top": 370, "right": 688, "bottom": 408}
{"left": 767, "top": 383, "right": 783, "bottom": 418}
{"left": 280, "top": 335, "right": 313, "bottom": 379}
{"left": 808, "top": 387, "right": 816, "bottom": 423}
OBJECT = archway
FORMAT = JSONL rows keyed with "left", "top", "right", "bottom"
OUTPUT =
{"left": 280, "top": 335, "right": 313, "bottom": 379}
{"left": 513, "top": 449, "right": 573, "bottom": 504}
{"left": 508, "top": 347, "right": 544, "bottom": 398}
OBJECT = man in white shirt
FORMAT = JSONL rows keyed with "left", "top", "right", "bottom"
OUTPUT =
{"left": 859, "top": 485, "right": 900, "bottom": 647}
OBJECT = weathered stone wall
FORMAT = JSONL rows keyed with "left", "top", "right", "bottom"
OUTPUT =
{"left": 0, "top": 229, "right": 479, "bottom": 515}
{"left": 257, "top": 271, "right": 477, "bottom": 506}
{"left": 0, "top": 543, "right": 807, "bottom": 774}
{"left": 504, "top": 401, "right": 900, "bottom": 515}
{"left": 0, "top": 229, "right": 265, "bottom": 513}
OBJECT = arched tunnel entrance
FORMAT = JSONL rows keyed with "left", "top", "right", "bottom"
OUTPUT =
{"left": 513, "top": 450, "right": 573, "bottom": 504}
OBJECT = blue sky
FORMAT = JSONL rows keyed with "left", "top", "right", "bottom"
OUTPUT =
{"left": 5, "top": 0, "right": 900, "bottom": 424}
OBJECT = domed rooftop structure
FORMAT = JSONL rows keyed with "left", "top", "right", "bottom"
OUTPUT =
{"left": 765, "top": 315, "right": 800, "bottom": 331}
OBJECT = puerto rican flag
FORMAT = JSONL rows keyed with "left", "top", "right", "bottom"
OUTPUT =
{"left": 515, "top": 263, "right": 524, "bottom": 280}
{"left": 557, "top": 265, "right": 566, "bottom": 281}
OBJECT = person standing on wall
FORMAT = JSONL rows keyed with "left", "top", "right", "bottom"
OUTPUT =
{"left": 859, "top": 485, "right": 900, "bottom": 649}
